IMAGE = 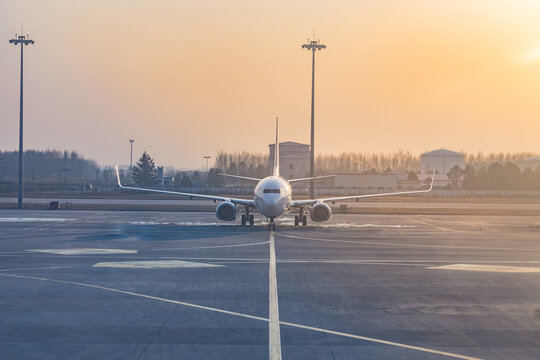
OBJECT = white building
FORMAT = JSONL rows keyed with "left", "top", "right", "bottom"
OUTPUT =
{"left": 518, "top": 157, "right": 540, "bottom": 172}
{"left": 269, "top": 142, "right": 310, "bottom": 180}
{"left": 334, "top": 174, "right": 397, "bottom": 190}
{"left": 421, "top": 149, "right": 465, "bottom": 175}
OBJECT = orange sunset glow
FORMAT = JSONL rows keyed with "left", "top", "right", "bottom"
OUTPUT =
{"left": 2, "top": 0, "right": 540, "bottom": 168}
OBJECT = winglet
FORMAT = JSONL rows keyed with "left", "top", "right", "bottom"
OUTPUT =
{"left": 428, "top": 170, "right": 435, "bottom": 191}
{"left": 115, "top": 165, "right": 124, "bottom": 188}
{"left": 273, "top": 117, "right": 279, "bottom": 177}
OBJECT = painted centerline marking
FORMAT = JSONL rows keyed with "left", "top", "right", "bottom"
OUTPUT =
{"left": 268, "top": 231, "right": 282, "bottom": 360}
{"left": 0, "top": 273, "right": 482, "bottom": 360}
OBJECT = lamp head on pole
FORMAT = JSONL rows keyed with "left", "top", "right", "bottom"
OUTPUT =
{"left": 9, "top": 34, "right": 35, "bottom": 46}
{"left": 301, "top": 39, "right": 326, "bottom": 51}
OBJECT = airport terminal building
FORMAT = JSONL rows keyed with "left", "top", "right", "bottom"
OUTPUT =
{"left": 268, "top": 142, "right": 311, "bottom": 180}
{"left": 421, "top": 149, "right": 464, "bottom": 175}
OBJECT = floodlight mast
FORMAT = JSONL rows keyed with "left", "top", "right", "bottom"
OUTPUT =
{"left": 203, "top": 156, "right": 211, "bottom": 173}
{"left": 302, "top": 39, "right": 325, "bottom": 199}
{"left": 9, "top": 34, "right": 35, "bottom": 209}
{"left": 129, "top": 139, "right": 135, "bottom": 178}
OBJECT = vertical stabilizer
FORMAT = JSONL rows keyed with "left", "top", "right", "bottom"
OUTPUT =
{"left": 273, "top": 118, "right": 279, "bottom": 177}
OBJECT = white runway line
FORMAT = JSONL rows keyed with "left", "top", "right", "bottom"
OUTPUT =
{"left": 268, "top": 232, "right": 282, "bottom": 360}
{"left": 157, "top": 240, "right": 269, "bottom": 251}
{"left": 0, "top": 217, "right": 72, "bottom": 222}
{"left": 277, "top": 232, "right": 540, "bottom": 252}
{"left": 0, "top": 266, "right": 71, "bottom": 272}
{"left": 278, "top": 321, "right": 482, "bottom": 360}
{"left": 92, "top": 260, "right": 223, "bottom": 269}
{"left": 0, "top": 273, "right": 482, "bottom": 360}
{"left": 407, "top": 218, "right": 466, "bottom": 233}
{"left": 428, "top": 264, "right": 540, "bottom": 273}
{"left": 26, "top": 248, "right": 138, "bottom": 255}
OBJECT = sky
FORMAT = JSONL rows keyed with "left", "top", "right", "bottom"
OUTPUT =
{"left": 1, "top": 0, "right": 540, "bottom": 169}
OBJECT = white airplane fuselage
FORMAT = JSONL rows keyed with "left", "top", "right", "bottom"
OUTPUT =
{"left": 253, "top": 176, "right": 292, "bottom": 218}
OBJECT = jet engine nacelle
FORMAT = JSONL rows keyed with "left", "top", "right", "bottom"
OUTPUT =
{"left": 216, "top": 201, "right": 237, "bottom": 221}
{"left": 310, "top": 203, "right": 332, "bottom": 222}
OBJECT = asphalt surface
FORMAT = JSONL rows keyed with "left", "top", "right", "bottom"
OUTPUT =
{"left": 2, "top": 197, "right": 540, "bottom": 211}
{"left": 0, "top": 210, "right": 539, "bottom": 359}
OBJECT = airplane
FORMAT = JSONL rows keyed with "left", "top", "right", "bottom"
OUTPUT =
{"left": 116, "top": 119, "right": 435, "bottom": 230}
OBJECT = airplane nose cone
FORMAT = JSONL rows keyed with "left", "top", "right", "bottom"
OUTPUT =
{"left": 257, "top": 195, "right": 288, "bottom": 218}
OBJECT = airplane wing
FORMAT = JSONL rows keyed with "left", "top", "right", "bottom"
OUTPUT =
{"left": 291, "top": 171, "right": 435, "bottom": 207}
{"left": 116, "top": 166, "right": 254, "bottom": 207}
{"left": 218, "top": 173, "right": 261, "bottom": 182}
{"left": 288, "top": 175, "right": 335, "bottom": 183}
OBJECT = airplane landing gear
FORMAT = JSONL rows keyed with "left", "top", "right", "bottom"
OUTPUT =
{"left": 268, "top": 218, "right": 276, "bottom": 231}
{"left": 242, "top": 208, "right": 255, "bottom": 226}
{"left": 295, "top": 208, "right": 307, "bottom": 227}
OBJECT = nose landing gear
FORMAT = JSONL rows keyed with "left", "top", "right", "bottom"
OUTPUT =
{"left": 268, "top": 217, "right": 276, "bottom": 231}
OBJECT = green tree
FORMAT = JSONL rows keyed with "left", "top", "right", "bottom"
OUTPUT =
{"left": 207, "top": 167, "right": 224, "bottom": 187}
{"left": 447, "top": 165, "right": 463, "bottom": 189}
{"left": 132, "top": 152, "right": 159, "bottom": 187}
{"left": 180, "top": 173, "right": 192, "bottom": 187}
{"left": 461, "top": 166, "right": 477, "bottom": 190}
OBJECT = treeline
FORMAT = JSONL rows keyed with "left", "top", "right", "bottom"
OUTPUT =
{"left": 457, "top": 163, "right": 540, "bottom": 190}
{"left": 317, "top": 151, "right": 419, "bottom": 173}
{"left": 213, "top": 150, "right": 539, "bottom": 175}
{"left": 0, "top": 150, "right": 100, "bottom": 182}
{"left": 214, "top": 150, "right": 269, "bottom": 178}
{"left": 464, "top": 152, "right": 537, "bottom": 168}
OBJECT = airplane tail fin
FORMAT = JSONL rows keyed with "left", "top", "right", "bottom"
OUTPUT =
{"left": 273, "top": 117, "right": 279, "bottom": 177}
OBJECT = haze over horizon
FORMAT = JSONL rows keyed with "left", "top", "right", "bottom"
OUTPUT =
{"left": 2, "top": 0, "right": 540, "bottom": 169}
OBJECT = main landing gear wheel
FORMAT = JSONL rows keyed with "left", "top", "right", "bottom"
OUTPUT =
{"left": 242, "top": 208, "right": 254, "bottom": 226}
{"left": 295, "top": 210, "right": 308, "bottom": 227}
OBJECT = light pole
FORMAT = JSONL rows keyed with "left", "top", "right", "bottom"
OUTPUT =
{"left": 129, "top": 139, "right": 135, "bottom": 178}
{"left": 203, "top": 156, "right": 211, "bottom": 173}
{"left": 302, "top": 38, "right": 325, "bottom": 199}
{"left": 9, "top": 34, "right": 35, "bottom": 209}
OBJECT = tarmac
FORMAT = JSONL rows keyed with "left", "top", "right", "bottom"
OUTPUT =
{"left": 0, "top": 210, "right": 539, "bottom": 359}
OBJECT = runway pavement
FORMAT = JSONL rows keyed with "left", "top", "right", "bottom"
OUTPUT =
{"left": 0, "top": 210, "right": 539, "bottom": 359}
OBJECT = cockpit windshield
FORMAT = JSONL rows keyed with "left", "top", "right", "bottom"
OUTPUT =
{"left": 263, "top": 189, "right": 281, "bottom": 194}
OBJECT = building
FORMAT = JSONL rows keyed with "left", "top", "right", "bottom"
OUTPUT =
{"left": 518, "top": 157, "right": 540, "bottom": 172}
{"left": 421, "top": 149, "right": 465, "bottom": 175}
{"left": 333, "top": 174, "right": 397, "bottom": 190}
{"left": 268, "top": 142, "right": 310, "bottom": 180}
